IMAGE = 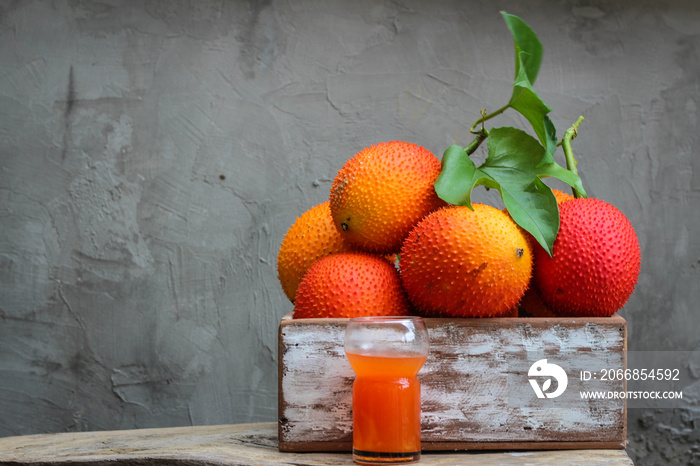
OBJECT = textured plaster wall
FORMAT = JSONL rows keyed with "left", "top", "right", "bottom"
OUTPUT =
{"left": 0, "top": 0, "right": 698, "bottom": 464}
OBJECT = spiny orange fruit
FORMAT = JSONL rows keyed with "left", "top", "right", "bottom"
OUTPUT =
{"left": 533, "top": 198, "right": 641, "bottom": 317}
{"left": 552, "top": 188, "right": 574, "bottom": 204}
{"left": 277, "top": 201, "right": 354, "bottom": 302}
{"left": 400, "top": 204, "right": 533, "bottom": 317}
{"left": 329, "top": 141, "right": 446, "bottom": 254}
{"left": 293, "top": 252, "right": 411, "bottom": 319}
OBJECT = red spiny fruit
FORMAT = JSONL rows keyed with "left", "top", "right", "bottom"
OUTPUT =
{"left": 533, "top": 198, "right": 641, "bottom": 317}
{"left": 517, "top": 188, "right": 574, "bottom": 317}
{"left": 293, "top": 252, "right": 411, "bottom": 319}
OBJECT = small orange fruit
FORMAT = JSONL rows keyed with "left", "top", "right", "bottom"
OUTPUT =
{"left": 400, "top": 204, "right": 533, "bottom": 317}
{"left": 330, "top": 141, "right": 446, "bottom": 254}
{"left": 552, "top": 188, "right": 574, "bottom": 204}
{"left": 277, "top": 201, "right": 354, "bottom": 302}
{"left": 293, "top": 252, "right": 411, "bottom": 319}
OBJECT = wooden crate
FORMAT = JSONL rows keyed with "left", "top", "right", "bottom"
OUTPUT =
{"left": 278, "top": 312, "right": 627, "bottom": 452}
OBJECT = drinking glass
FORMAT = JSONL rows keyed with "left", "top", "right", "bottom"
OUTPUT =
{"left": 344, "top": 316, "right": 429, "bottom": 465}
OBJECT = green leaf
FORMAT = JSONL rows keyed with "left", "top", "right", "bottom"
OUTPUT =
{"left": 501, "top": 12, "right": 542, "bottom": 84}
{"left": 502, "top": 13, "right": 558, "bottom": 161}
{"left": 541, "top": 115, "right": 558, "bottom": 164}
{"left": 500, "top": 178, "right": 559, "bottom": 255}
{"left": 435, "top": 13, "right": 590, "bottom": 255}
{"left": 538, "top": 160, "right": 587, "bottom": 198}
{"left": 479, "top": 127, "right": 560, "bottom": 254}
{"left": 434, "top": 145, "right": 481, "bottom": 208}
{"left": 435, "top": 128, "right": 588, "bottom": 254}
{"left": 435, "top": 129, "right": 559, "bottom": 254}
{"left": 509, "top": 54, "right": 557, "bottom": 162}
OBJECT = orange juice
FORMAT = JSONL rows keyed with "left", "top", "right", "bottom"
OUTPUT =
{"left": 346, "top": 351, "right": 427, "bottom": 462}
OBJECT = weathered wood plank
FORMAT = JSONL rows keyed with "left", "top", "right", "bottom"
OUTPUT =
{"left": 278, "top": 313, "right": 627, "bottom": 452}
{"left": 0, "top": 422, "right": 634, "bottom": 465}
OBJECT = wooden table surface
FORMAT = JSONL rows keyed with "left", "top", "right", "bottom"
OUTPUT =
{"left": 0, "top": 422, "right": 634, "bottom": 465}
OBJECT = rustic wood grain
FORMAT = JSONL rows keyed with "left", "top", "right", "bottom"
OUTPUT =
{"left": 0, "top": 422, "right": 634, "bottom": 465}
{"left": 279, "top": 312, "right": 627, "bottom": 452}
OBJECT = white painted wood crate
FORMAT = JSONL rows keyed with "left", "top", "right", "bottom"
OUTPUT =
{"left": 278, "top": 312, "right": 626, "bottom": 452}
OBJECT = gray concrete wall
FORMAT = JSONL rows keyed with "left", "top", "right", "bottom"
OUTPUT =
{"left": 0, "top": 1, "right": 698, "bottom": 464}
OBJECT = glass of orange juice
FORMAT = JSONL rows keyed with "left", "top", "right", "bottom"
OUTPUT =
{"left": 344, "top": 316, "right": 429, "bottom": 465}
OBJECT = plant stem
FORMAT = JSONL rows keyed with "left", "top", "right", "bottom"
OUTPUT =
{"left": 469, "top": 104, "right": 510, "bottom": 134}
{"left": 465, "top": 129, "right": 488, "bottom": 155}
{"left": 463, "top": 109, "right": 491, "bottom": 155}
{"left": 562, "top": 115, "right": 585, "bottom": 198}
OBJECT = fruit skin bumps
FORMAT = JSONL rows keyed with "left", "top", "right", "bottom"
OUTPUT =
{"left": 552, "top": 188, "right": 574, "bottom": 204}
{"left": 516, "top": 189, "right": 573, "bottom": 317}
{"left": 293, "top": 252, "right": 411, "bottom": 319}
{"left": 400, "top": 204, "right": 533, "bottom": 317}
{"left": 533, "top": 198, "right": 641, "bottom": 317}
{"left": 277, "top": 201, "right": 354, "bottom": 302}
{"left": 329, "top": 141, "right": 446, "bottom": 254}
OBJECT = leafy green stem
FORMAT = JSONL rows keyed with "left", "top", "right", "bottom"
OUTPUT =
{"left": 465, "top": 128, "right": 488, "bottom": 155}
{"left": 561, "top": 116, "right": 585, "bottom": 198}
{"left": 469, "top": 104, "right": 510, "bottom": 134}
